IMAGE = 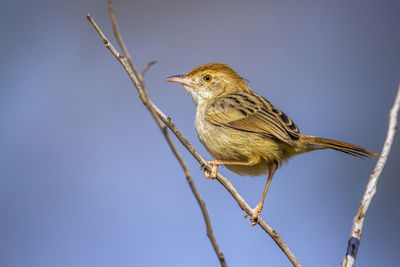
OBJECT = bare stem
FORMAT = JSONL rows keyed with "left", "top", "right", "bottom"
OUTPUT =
{"left": 95, "top": 5, "right": 227, "bottom": 266}
{"left": 341, "top": 84, "right": 400, "bottom": 267}
{"left": 107, "top": 0, "right": 143, "bottom": 84}
{"left": 141, "top": 60, "right": 158, "bottom": 77}
{"left": 87, "top": 12, "right": 301, "bottom": 267}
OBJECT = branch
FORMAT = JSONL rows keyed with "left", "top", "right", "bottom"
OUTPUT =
{"left": 144, "top": 92, "right": 227, "bottom": 267}
{"left": 107, "top": 0, "right": 142, "bottom": 84}
{"left": 159, "top": 123, "right": 227, "bottom": 267}
{"left": 87, "top": 13, "right": 301, "bottom": 267}
{"left": 341, "top": 84, "right": 400, "bottom": 267}
{"left": 101, "top": 5, "right": 226, "bottom": 266}
{"left": 141, "top": 60, "right": 158, "bottom": 77}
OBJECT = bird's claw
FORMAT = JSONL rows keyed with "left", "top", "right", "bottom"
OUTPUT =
{"left": 244, "top": 202, "right": 263, "bottom": 226}
{"left": 203, "top": 161, "right": 219, "bottom": 179}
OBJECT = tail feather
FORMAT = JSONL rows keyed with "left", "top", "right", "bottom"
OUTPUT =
{"left": 303, "top": 136, "right": 379, "bottom": 159}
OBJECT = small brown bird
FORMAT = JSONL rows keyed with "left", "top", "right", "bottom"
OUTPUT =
{"left": 165, "top": 63, "right": 378, "bottom": 225}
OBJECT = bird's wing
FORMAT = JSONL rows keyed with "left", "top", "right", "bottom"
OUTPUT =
{"left": 206, "top": 92, "right": 300, "bottom": 146}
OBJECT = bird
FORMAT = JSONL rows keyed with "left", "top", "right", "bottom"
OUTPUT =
{"left": 165, "top": 63, "right": 378, "bottom": 226}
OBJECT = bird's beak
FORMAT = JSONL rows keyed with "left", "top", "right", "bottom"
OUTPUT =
{"left": 165, "top": 75, "right": 195, "bottom": 87}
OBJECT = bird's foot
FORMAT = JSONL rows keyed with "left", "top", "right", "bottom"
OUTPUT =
{"left": 244, "top": 202, "right": 263, "bottom": 226}
{"left": 200, "top": 160, "right": 219, "bottom": 179}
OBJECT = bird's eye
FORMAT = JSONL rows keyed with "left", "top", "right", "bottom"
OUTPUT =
{"left": 203, "top": 75, "right": 212, "bottom": 82}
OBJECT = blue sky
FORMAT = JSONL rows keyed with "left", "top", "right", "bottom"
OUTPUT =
{"left": 1, "top": 0, "right": 400, "bottom": 266}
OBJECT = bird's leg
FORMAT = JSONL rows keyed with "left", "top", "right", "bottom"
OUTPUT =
{"left": 246, "top": 163, "right": 277, "bottom": 226}
{"left": 202, "top": 157, "right": 260, "bottom": 179}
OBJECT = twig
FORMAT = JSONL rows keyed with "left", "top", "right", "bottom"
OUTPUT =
{"left": 107, "top": 0, "right": 142, "bottom": 84}
{"left": 86, "top": 13, "right": 301, "bottom": 267}
{"left": 341, "top": 85, "right": 400, "bottom": 267}
{"left": 159, "top": 123, "right": 227, "bottom": 267}
{"left": 99, "top": 6, "right": 226, "bottom": 266}
{"left": 141, "top": 60, "right": 158, "bottom": 77}
{"left": 143, "top": 84, "right": 227, "bottom": 267}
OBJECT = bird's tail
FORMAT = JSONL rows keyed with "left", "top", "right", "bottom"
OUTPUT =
{"left": 302, "top": 135, "right": 379, "bottom": 159}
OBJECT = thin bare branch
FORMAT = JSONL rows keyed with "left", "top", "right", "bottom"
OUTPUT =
{"left": 91, "top": 8, "right": 227, "bottom": 267}
{"left": 138, "top": 49, "right": 227, "bottom": 267}
{"left": 87, "top": 13, "right": 301, "bottom": 267}
{"left": 141, "top": 60, "right": 158, "bottom": 77}
{"left": 107, "top": 0, "right": 142, "bottom": 83}
{"left": 341, "top": 85, "right": 400, "bottom": 267}
{"left": 159, "top": 123, "right": 227, "bottom": 267}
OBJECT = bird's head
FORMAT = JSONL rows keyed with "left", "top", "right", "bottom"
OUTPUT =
{"left": 165, "top": 63, "right": 250, "bottom": 105}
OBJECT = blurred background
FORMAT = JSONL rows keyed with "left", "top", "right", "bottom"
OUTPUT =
{"left": 1, "top": 0, "right": 399, "bottom": 266}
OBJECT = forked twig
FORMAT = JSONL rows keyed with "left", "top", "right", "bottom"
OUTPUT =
{"left": 87, "top": 11, "right": 301, "bottom": 267}
{"left": 341, "top": 85, "right": 400, "bottom": 267}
